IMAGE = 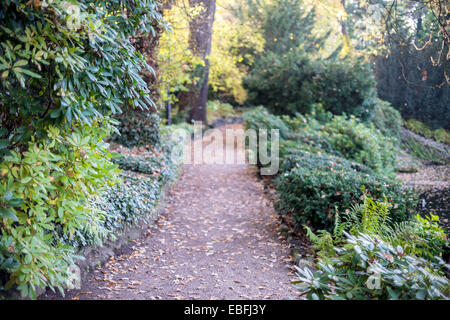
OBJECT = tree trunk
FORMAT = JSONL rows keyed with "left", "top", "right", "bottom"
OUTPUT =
{"left": 178, "top": 0, "right": 216, "bottom": 123}
{"left": 338, "top": 0, "right": 350, "bottom": 57}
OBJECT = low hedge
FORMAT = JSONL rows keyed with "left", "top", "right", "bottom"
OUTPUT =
{"left": 276, "top": 152, "right": 417, "bottom": 232}
{"left": 64, "top": 138, "right": 181, "bottom": 249}
{"left": 293, "top": 115, "right": 397, "bottom": 173}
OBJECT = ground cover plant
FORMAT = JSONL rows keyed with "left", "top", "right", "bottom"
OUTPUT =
{"left": 405, "top": 119, "right": 450, "bottom": 146}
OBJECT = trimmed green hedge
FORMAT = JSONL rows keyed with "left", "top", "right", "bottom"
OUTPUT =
{"left": 276, "top": 151, "right": 417, "bottom": 232}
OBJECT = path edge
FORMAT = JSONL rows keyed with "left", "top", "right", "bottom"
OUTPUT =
{"left": 9, "top": 166, "right": 184, "bottom": 300}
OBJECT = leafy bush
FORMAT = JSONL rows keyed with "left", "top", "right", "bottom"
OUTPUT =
{"left": 244, "top": 107, "right": 291, "bottom": 167}
{"left": 243, "top": 106, "right": 292, "bottom": 140}
{"left": 206, "top": 100, "right": 236, "bottom": 123}
{"left": 298, "top": 195, "right": 449, "bottom": 300}
{"left": 371, "top": 99, "right": 403, "bottom": 140}
{"left": 276, "top": 151, "right": 417, "bottom": 231}
{"left": 434, "top": 128, "right": 450, "bottom": 146}
{"left": 314, "top": 59, "right": 377, "bottom": 121}
{"left": 245, "top": 51, "right": 377, "bottom": 119}
{"left": 110, "top": 112, "right": 161, "bottom": 149}
{"left": 405, "top": 119, "right": 434, "bottom": 140}
{"left": 0, "top": 0, "right": 163, "bottom": 298}
{"left": 374, "top": 39, "right": 450, "bottom": 130}
{"left": 294, "top": 232, "right": 449, "bottom": 300}
{"left": 112, "top": 155, "right": 155, "bottom": 175}
{"left": 388, "top": 214, "right": 449, "bottom": 261}
{"left": 60, "top": 134, "right": 181, "bottom": 251}
{"left": 293, "top": 115, "right": 398, "bottom": 172}
{"left": 112, "top": 143, "right": 181, "bottom": 184}
{"left": 244, "top": 49, "right": 317, "bottom": 116}
{"left": 0, "top": 124, "right": 119, "bottom": 298}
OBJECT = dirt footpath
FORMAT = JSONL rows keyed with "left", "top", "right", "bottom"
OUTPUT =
{"left": 44, "top": 124, "right": 300, "bottom": 300}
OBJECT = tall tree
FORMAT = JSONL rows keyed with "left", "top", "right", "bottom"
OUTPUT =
{"left": 179, "top": 0, "right": 217, "bottom": 123}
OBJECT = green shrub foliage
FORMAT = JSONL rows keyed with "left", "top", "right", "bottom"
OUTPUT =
{"left": 295, "top": 115, "right": 398, "bottom": 172}
{"left": 299, "top": 196, "right": 449, "bottom": 300}
{"left": 243, "top": 106, "right": 291, "bottom": 140}
{"left": 276, "top": 152, "right": 417, "bottom": 231}
{"left": 110, "top": 112, "right": 161, "bottom": 148}
{"left": 0, "top": 123, "right": 119, "bottom": 298}
{"left": 93, "top": 148, "right": 180, "bottom": 245}
{"left": 112, "top": 140, "right": 181, "bottom": 184}
{"left": 61, "top": 135, "right": 182, "bottom": 249}
{"left": 314, "top": 59, "right": 377, "bottom": 121}
{"left": 244, "top": 49, "right": 317, "bottom": 116}
{"left": 0, "top": 0, "right": 163, "bottom": 298}
{"left": 245, "top": 51, "right": 377, "bottom": 118}
{"left": 0, "top": 0, "right": 161, "bottom": 155}
{"left": 276, "top": 112, "right": 397, "bottom": 173}
{"left": 243, "top": 108, "right": 416, "bottom": 232}
{"left": 371, "top": 99, "right": 403, "bottom": 140}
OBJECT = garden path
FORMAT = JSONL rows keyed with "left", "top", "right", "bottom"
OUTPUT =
{"left": 46, "top": 124, "right": 299, "bottom": 300}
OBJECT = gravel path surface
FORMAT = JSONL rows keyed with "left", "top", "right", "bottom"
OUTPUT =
{"left": 44, "top": 124, "right": 299, "bottom": 300}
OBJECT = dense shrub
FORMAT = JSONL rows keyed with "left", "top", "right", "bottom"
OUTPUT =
{"left": 244, "top": 49, "right": 317, "bottom": 116}
{"left": 243, "top": 0, "right": 320, "bottom": 56}
{"left": 244, "top": 107, "right": 291, "bottom": 168}
{"left": 206, "top": 100, "right": 236, "bottom": 123}
{"left": 0, "top": 0, "right": 163, "bottom": 298}
{"left": 276, "top": 152, "right": 417, "bottom": 231}
{"left": 96, "top": 136, "right": 182, "bottom": 238}
{"left": 243, "top": 106, "right": 291, "bottom": 140}
{"left": 112, "top": 142, "right": 181, "bottom": 184}
{"left": 401, "top": 130, "right": 450, "bottom": 165}
{"left": 371, "top": 99, "right": 403, "bottom": 140}
{"left": 297, "top": 195, "right": 449, "bottom": 300}
{"left": 313, "top": 59, "right": 377, "bottom": 121}
{"left": 293, "top": 115, "right": 398, "bottom": 172}
{"left": 112, "top": 155, "right": 155, "bottom": 175}
{"left": 110, "top": 112, "right": 161, "bottom": 148}
{"left": 0, "top": 123, "right": 119, "bottom": 298}
{"left": 245, "top": 50, "right": 377, "bottom": 119}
